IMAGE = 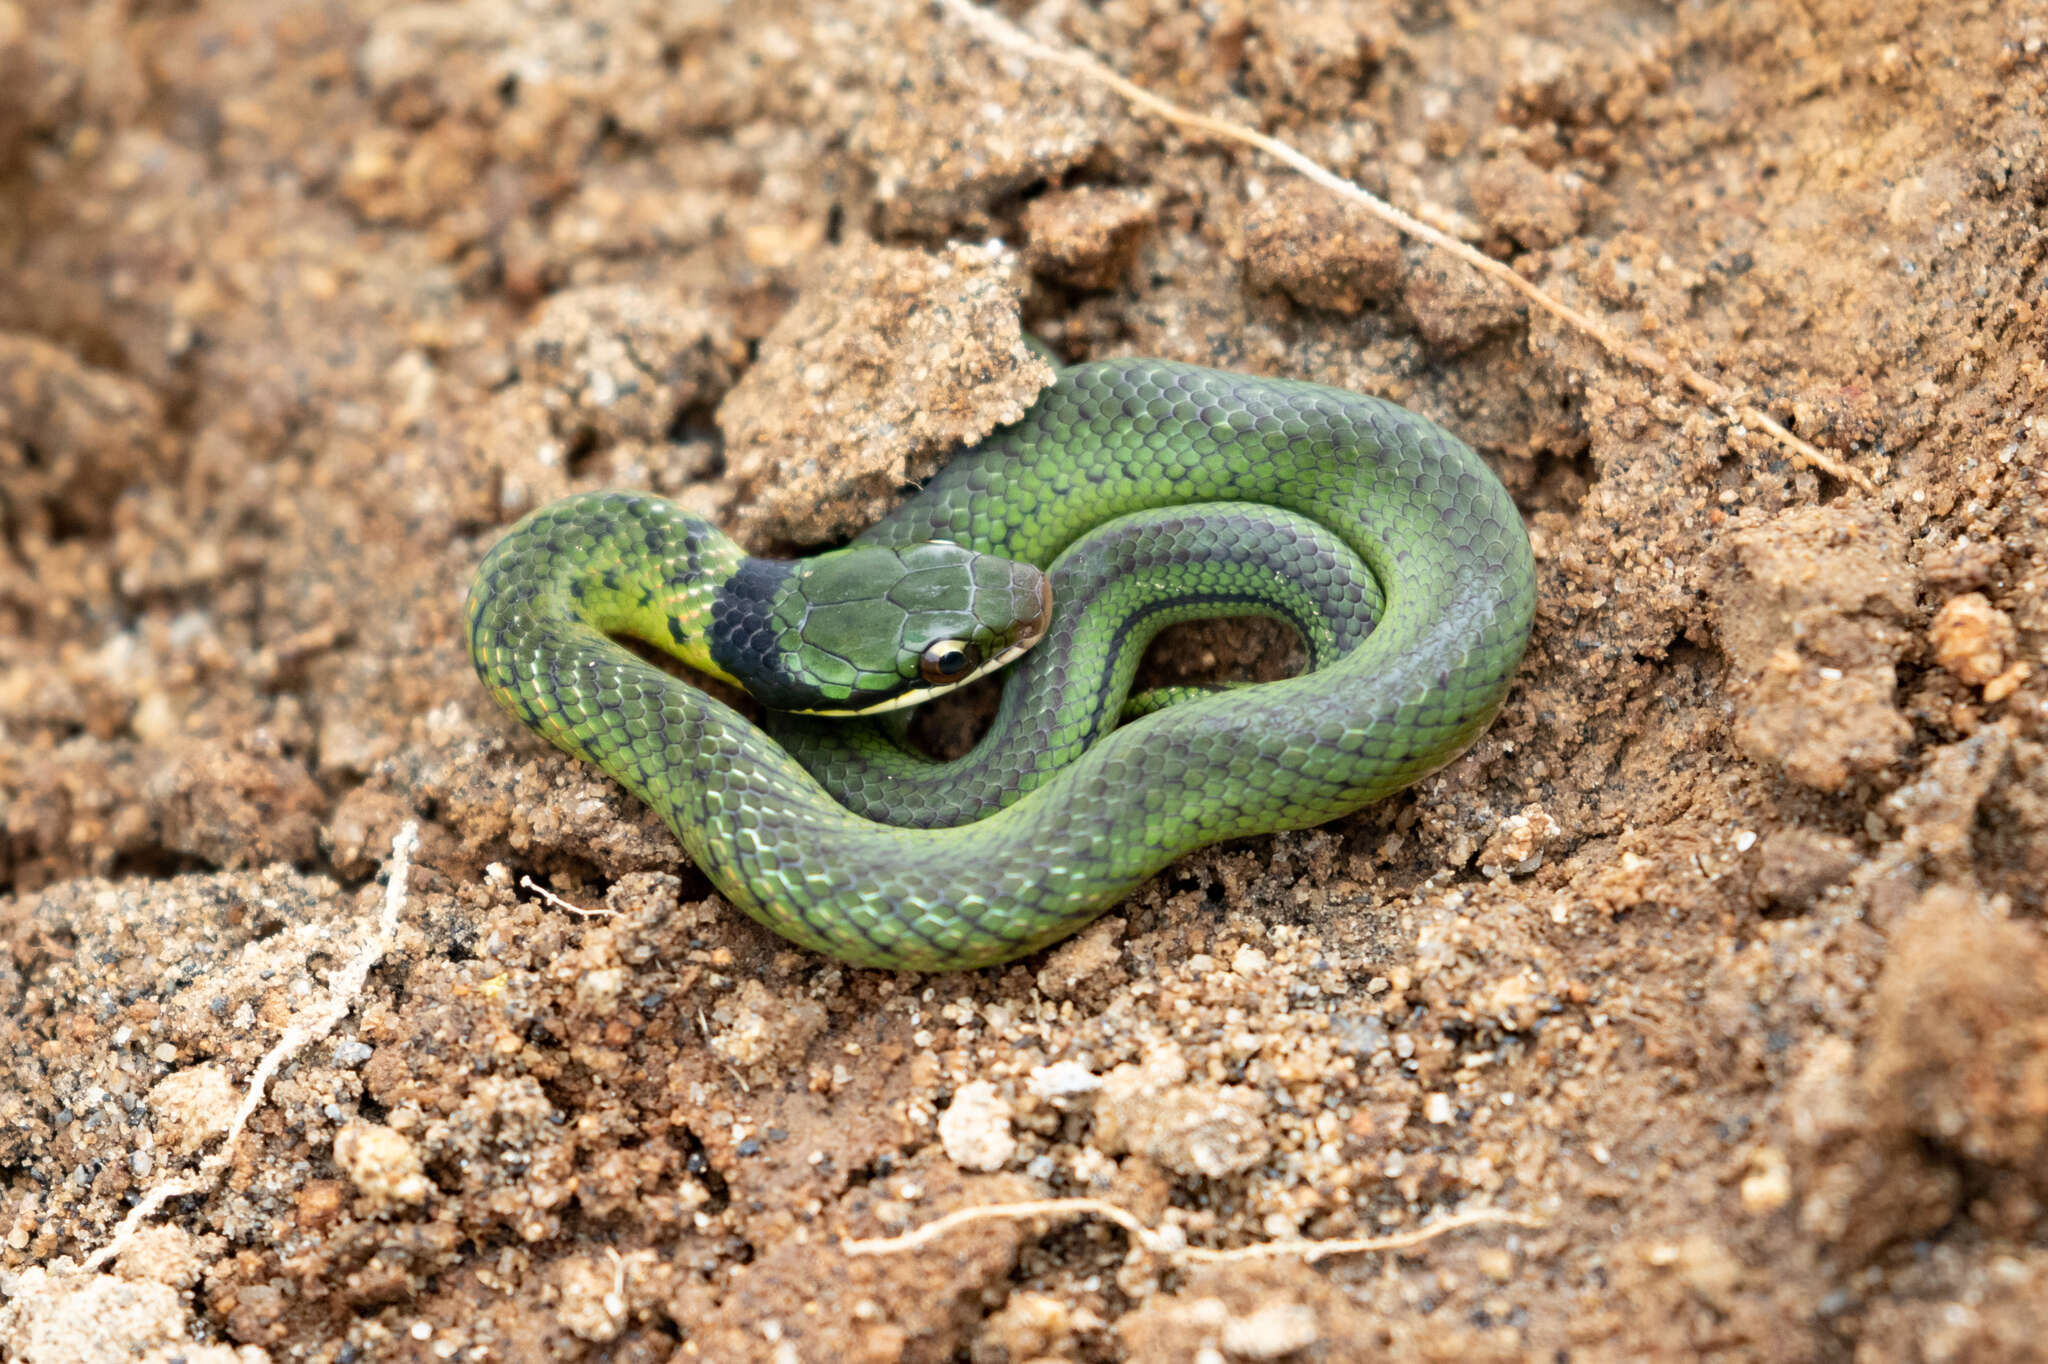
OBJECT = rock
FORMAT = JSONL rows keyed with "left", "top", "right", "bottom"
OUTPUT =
{"left": 938, "top": 1081, "right": 1017, "bottom": 1173}
{"left": 332, "top": 1121, "right": 431, "bottom": 1210}
{"left": 1931, "top": 591, "right": 2028, "bottom": 698}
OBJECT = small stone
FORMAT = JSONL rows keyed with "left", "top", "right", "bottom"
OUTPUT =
{"left": 1477, "top": 1247, "right": 1516, "bottom": 1280}
{"left": 295, "top": 1180, "right": 347, "bottom": 1231}
{"left": 1931, "top": 592, "right": 2017, "bottom": 688}
{"left": 1331, "top": 1011, "right": 1389, "bottom": 1057}
{"left": 1221, "top": 1302, "right": 1320, "bottom": 1359}
{"left": 333, "top": 1121, "right": 431, "bottom": 1209}
{"left": 1740, "top": 1146, "right": 1793, "bottom": 1213}
{"left": 1026, "top": 1060, "right": 1103, "bottom": 1105}
{"left": 554, "top": 1253, "right": 629, "bottom": 1344}
{"left": 938, "top": 1080, "right": 1016, "bottom": 1172}
{"left": 146, "top": 1064, "right": 237, "bottom": 1156}
{"left": 1477, "top": 806, "right": 1560, "bottom": 877}
{"left": 974, "top": 1290, "right": 1097, "bottom": 1362}
{"left": 1477, "top": 974, "right": 1542, "bottom": 1031}
{"left": 575, "top": 966, "right": 628, "bottom": 1013}
{"left": 1983, "top": 662, "right": 2032, "bottom": 703}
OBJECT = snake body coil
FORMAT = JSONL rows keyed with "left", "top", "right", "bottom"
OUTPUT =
{"left": 770, "top": 498, "right": 1387, "bottom": 828}
{"left": 468, "top": 360, "right": 1536, "bottom": 970}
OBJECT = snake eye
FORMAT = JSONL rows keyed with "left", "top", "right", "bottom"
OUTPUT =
{"left": 918, "top": 639, "right": 980, "bottom": 685}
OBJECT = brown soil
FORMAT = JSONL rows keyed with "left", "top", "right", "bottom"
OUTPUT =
{"left": 3, "top": 1, "right": 2046, "bottom": 1360}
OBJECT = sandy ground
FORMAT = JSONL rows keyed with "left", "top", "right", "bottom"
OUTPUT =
{"left": 2, "top": 0, "right": 2046, "bottom": 1360}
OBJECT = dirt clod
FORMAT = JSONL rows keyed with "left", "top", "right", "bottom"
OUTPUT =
{"left": 1712, "top": 504, "right": 1918, "bottom": 790}
{"left": 1750, "top": 826, "right": 1862, "bottom": 915}
{"left": 518, "top": 284, "right": 743, "bottom": 446}
{"left": 332, "top": 1122, "right": 431, "bottom": 1211}
{"left": 717, "top": 239, "right": 1053, "bottom": 543}
{"left": 1866, "top": 887, "right": 2048, "bottom": 1189}
{"left": 1021, "top": 186, "right": 1156, "bottom": 290}
{"left": 1469, "top": 153, "right": 1589, "bottom": 251}
{"left": 1243, "top": 181, "right": 1407, "bottom": 314}
{"left": 938, "top": 1081, "right": 1017, "bottom": 1173}
{"left": 1933, "top": 590, "right": 2026, "bottom": 695}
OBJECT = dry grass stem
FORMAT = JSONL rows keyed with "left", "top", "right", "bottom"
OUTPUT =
{"left": 937, "top": 0, "right": 1873, "bottom": 493}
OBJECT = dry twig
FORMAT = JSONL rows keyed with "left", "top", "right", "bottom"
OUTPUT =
{"left": 936, "top": 0, "right": 1873, "bottom": 492}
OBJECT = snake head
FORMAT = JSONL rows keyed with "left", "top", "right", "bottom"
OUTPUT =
{"left": 709, "top": 541, "right": 1052, "bottom": 715}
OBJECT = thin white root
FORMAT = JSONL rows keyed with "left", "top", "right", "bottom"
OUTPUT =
{"left": 78, "top": 821, "right": 421, "bottom": 1274}
{"left": 841, "top": 1197, "right": 1537, "bottom": 1265}
{"left": 521, "top": 874, "right": 615, "bottom": 917}
{"left": 936, "top": 0, "right": 1873, "bottom": 493}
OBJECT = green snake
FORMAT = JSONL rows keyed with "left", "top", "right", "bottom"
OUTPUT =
{"left": 467, "top": 360, "right": 1536, "bottom": 970}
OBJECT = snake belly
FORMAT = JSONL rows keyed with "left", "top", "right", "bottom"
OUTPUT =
{"left": 467, "top": 360, "right": 1537, "bottom": 971}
